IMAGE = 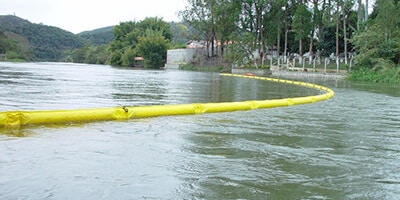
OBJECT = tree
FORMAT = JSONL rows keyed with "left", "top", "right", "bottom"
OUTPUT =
{"left": 340, "top": 0, "right": 356, "bottom": 63}
{"left": 109, "top": 17, "right": 172, "bottom": 67}
{"left": 179, "top": 0, "right": 397, "bottom": 77}
{"left": 375, "top": 0, "right": 400, "bottom": 41}
{"left": 0, "top": 29, "right": 12, "bottom": 54}
{"left": 121, "top": 48, "right": 136, "bottom": 67}
{"left": 180, "top": 0, "right": 217, "bottom": 57}
{"left": 236, "top": 0, "right": 273, "bottom": 67}
{"left": 292, "top": 3, "right": 312, "bottom": 59}
{"left": 109, "top": 21, "right": 140, "bottom": 66}
{"left": 170, "top": 22, "right": 189, "bottom": 47}
{"left": 72, "top": 46, "right": 89, "bottom": 63}
{"left": 352, "top": 0, "right": 400, "bottom": 70}
{"left": 136, "top": 30, "right": 169, "bottom": 68}
{"left": 268, "top": 0, "right": 286, "bottom": 58}
{"left": 214, "top": 0, "right": 241, "bottom": 57}
{"left": 139, "top": 17, "right": 173, "bottom": 41}
{"left": 0, "top": 29, "right": 6, "bottom": 54}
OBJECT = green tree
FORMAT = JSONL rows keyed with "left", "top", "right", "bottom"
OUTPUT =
{"left": 375, "top": 0, "right": 400, "bottom": 41}
{"left": 139, "top": 17, "right": 173, "bottom": 41}
{"left": 0, "top": 29, "right": 11, "bottom": 54}
{"left": 0, "top": 25, "right": 34, "bottom": 61}
{"left": 236, "top": 0, "right": 273, "bottom": 67}
{"left": 179, "top": 0, "right": 388, "bottom": 75}
{"left": 352, "top": 0, "right": 400, "bottom": 69}
{"left": 350, "top": 0, "right": 400, "bottom": 82}
{"left": 180, "top": 0, "right": 217, "bottom": 57}
{"left": 170, "top": 22, "right": 189, "bottom": 47}
{"left": 214, "top": 0, "right": 241, "bottom": 57}
{"left": 268, "top": 0, "right": 287, "bottom": 57}
{"left": 84, "top": 45, "right": 110, "bottom": 64}
{"left": 72, "top": 46, "right": 89, "bottom": 63}
{"left": 136, "top": 30, "right": 169, "bottom": 68}
{"left": 224, "top": 42, "right": 250, "bottom": 67}
{"left": 109, "top": 17, "right": 172, "bottom": 66}
{"left": 292, "top": 3, "right": 312, "bottom": 58}
{"left": 121, "top": 48, "right": 136, "bottom": 67}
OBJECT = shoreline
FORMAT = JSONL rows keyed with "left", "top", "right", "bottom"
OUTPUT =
{"left": 271, "top": 70, "right": 347, "bottom": 80}
{"left": 230, "top": 67, "right": 348, "bottom": 80}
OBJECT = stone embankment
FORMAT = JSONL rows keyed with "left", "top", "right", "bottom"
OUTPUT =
{"left": 271, "top": 70, "right": 347, "bottom": 80}
{"left": 231, "top": 68, "right": 347, "bottom": 80}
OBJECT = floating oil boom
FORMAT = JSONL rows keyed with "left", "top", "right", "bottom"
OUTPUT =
{"left": 0, "top": 73, "right": 334, "bottom": 128}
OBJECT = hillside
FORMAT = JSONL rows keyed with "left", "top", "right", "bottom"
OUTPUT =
{"left": 0, "top": 15, "right": 188, "bottom": 63}
{"left": 0, "top": 15, "right": 86, "bottom": 61}
{"left": 77, "top": 26, "right": 114, "bottom": 46}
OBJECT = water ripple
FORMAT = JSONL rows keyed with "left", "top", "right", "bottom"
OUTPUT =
{"left": 1, "top": 62, "right": 400, "bottom": 199}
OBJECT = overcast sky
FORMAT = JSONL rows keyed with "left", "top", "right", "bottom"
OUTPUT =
{"left": 0, "top": 0, "right": 187, "bottom": 34}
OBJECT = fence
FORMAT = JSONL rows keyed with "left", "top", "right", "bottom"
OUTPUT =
{"left": 268, "top": 56, "right": 355, "bottom": 73}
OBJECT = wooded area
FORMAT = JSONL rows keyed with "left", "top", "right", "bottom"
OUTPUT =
{"left": 0, "top": 15, "right": 85, "bottom": 61}
{"left": 180, "top": 0, "right": 400, "bottom": 82}
{"left": 108, "top": 17, "right": 172, "bottom": 68}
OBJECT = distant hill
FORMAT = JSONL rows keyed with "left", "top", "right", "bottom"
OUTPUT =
{"left": 78, "top": 26, "right": 114, "bottom": 46}
{"left": 0, "top": 15, "right": 188, "bottom": 62}
{"left": 0, "top": 15, "right": 86, "bottom": 61}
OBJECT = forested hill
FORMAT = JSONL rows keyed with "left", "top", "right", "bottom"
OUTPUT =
{"left": 0, "top": 15, "right": 85, "bottom": 61}
{"left": 77, "top": 26, "right": 114, "bottom": 46}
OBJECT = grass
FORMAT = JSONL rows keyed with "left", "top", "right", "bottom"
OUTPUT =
{"left": 4, "top": 58, "right": 27, "bottom": 62}
{"left": 348, "top": 67, "right": 400, "bottom": 84}
{"left": 179, "top": 63, "right": 231, "bottom": 73}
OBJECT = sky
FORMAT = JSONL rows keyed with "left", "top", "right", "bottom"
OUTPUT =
{"left": 0, "top": 0, "right": 187, "bottom": 34}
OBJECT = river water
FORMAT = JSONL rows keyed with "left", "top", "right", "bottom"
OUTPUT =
{"left": 0, "top": 62, "right": 399, "bottom": 199}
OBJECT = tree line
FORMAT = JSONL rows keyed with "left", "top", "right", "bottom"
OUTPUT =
{"left": 180, "top": 0, "right": 400, "bottom": 82}
{"left": 69, "top": 20, "right": 189, "bottom": 66}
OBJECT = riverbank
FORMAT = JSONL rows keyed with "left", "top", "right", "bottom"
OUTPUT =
{"left": 271, "top": 70, "right": 347, "bottom": 80}
{"left": 179, "top": 65, "right": 348, "bottom": 80}
{"left": 230, "top": 67, "right": 347, "bottom": 80}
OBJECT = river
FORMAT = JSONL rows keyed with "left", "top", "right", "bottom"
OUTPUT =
{"left": 1, "top": 62, "right": 399, "bottom": 199}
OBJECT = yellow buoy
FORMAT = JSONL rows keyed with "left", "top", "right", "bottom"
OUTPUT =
{"left": 0, "top": 73, "right": 334, "bottom": 129}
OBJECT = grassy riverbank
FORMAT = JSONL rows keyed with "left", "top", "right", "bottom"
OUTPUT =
{"left": 348, "top": 68, "right": 400, "bottom": 84}
{"left": 178, "top": 63, "right": 231, "bottom": 72}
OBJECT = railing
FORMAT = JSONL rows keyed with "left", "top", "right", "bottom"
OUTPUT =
{"left": 268, "top": 56, "right": 352, "bottom": 73}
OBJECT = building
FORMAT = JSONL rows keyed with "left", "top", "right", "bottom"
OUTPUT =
{"left": 0, "top": 54, "right": 6, "bottom": 61}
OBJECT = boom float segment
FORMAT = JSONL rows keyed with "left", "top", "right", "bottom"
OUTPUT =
{"left": 0, "top": 73, "right": 334, "bottom": 128}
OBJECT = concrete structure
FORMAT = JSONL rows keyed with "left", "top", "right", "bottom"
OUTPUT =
{"left": 165, "top": 48, "right": 205, "bottom": 69}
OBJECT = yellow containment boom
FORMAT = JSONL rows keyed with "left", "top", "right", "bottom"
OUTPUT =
{"left": 0, "top": 73, "right": 334, "bottom": 128}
